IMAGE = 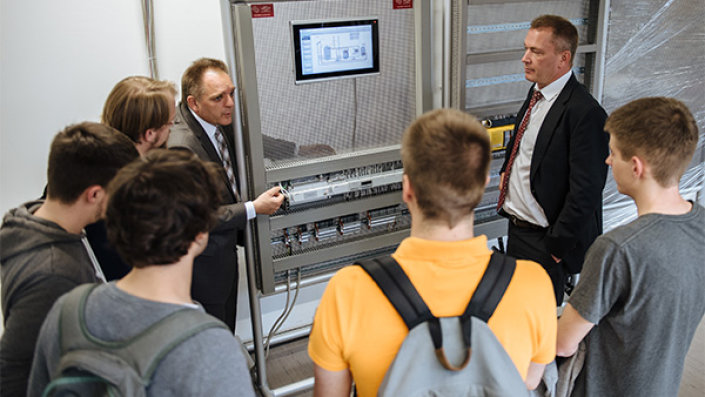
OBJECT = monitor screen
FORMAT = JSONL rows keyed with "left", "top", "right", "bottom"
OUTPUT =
{"left": 292, "top": 19, "right": 380, "bottom": 84}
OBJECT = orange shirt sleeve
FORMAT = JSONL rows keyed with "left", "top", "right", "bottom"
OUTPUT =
{"left": 308, "top": 270, "right": 350, "bottom": 372}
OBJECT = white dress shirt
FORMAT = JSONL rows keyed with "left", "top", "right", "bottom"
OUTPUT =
{"left": 504, "top": 70, "right": 572, "bottom": 227}
{"left": 189, "top": 108, "right": 256, "bottom": 220}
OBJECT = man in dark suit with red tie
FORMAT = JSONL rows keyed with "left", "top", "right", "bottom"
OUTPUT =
{"left": 168, "top": 58, "right": 285, "bottom": 331}
{"left": 498, "top": 15, "right": 609, "bottom": 305}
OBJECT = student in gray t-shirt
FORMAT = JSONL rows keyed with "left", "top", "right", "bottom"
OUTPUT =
{"left": 28, "top": 150, "right": 256, "bottom": 397}
{"left": 556, "top": 97, "right": 705, "bottom": 397}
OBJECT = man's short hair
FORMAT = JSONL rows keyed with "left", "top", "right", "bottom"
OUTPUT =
{"left": 46, "top": 122, "right": 139, "bottom": 204}
{"left": 531, "top": 15, "right": 578, "bottom": 64}
{"left": 105, "top": 149, "right": 222, "bottom": 267}
{"left": 605, "top": 97, "right": 699, "bottom": 187}
{"left": 181, "top": 58, "right": 229, "bottom": 104}
{"left": 102, "top": 76, "right": 176, "bottom": 143}
{"left": 401, "top": 109, "right": 490, "bottom": 227}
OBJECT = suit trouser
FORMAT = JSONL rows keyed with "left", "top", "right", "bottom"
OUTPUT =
{"left": 506, "top": 221, "right": 566, "bottom": 305}
{"left": 198, "top": 286, "right": 238, "bottom": 333}
{"left": 191, "top": 252, "right": 239, "bottom": 333}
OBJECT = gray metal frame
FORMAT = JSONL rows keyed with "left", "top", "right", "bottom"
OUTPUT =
{"left": 223, "top": 2, "right": 275, "bottom": 395}
{"left": 591, "top": 0, "right": 610, "bottom": 103}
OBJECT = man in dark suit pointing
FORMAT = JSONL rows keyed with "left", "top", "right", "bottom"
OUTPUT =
{"left": 168, "top": 58, "right": 284, "bottom": 330}
{"left": 498, "top": 15, "right": 608, "bottom": 305}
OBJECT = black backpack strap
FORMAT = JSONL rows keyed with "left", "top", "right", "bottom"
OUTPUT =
{"left": 459, "top": 252, "right": 516, "bottom": 347}
{"left": 356, "top": 257, "right": 434, "bottom": 331}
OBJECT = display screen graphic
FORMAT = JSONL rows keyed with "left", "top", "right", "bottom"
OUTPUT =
{"left": 292, "top": 19, "right": 379, "bottom": 83}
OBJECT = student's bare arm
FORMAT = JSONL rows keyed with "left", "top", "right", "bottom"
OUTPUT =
{"left": 556, "top": 303, "right": 595, "bottom": 357}
{"left": 525, "top": 362, "right": 545, "bottom": 390}
{"left": 313, "top": 364, "right": 352, "bottom": 397}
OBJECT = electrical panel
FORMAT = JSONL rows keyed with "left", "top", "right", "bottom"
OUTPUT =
{"left": 267, "top": 156, "right": 408, "bottom": 281}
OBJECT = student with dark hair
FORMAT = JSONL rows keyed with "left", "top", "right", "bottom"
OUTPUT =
{"left": 557, "top": 97, "right": 704, "bottom": 396}
{"left": 0, "top": 123, "right": 138, "bottom": 397}
{"left": 309, "top": 109, "right": 557, "bottom": 396}
{"left": 28, "top": 149, "right": 256, "bottom": 397}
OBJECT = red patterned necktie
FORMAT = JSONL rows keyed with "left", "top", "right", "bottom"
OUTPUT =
{"left": 497, "top": 89, "right": 543, "bottom": 211}
{"left": 214, "top": 128, "right": 239, "bottom": 198}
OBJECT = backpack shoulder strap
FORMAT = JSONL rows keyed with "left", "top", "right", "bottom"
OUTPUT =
{"left": 58, "top": 283, "right": 100, "bottom": 353}
{"left": 463, "top": 252, "right": 516, "bottom": 322}
{"left": 356, "top": 256, "right": 433, "bottom": 330}
{"left": 122, "top": 308, "right": 227, "bottom": 382}
{"left": 459, "top": 252, "right": 516, "bottom": 347}
{"left": 57, "top": 284, "right": 227, "bottom": 384}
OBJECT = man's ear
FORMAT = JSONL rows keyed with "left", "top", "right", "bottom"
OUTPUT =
{"left": 186, "top": 95, "right": 198, "bottom": 112}
{"left": 631, "top": 155, "right": 645, "bottom": 179}
{"left": 195, "top": 232, "right": 208, "bottom": 246}
{"left": 402, "top": 174, "right": 415, "bottom": 204}
{"left": 142, "top": 128, "right": 157, "bottom": 144}
{"left": 191, "top": 232, "right": 210, "bottom": 257}
{"left": 485, "top": 174, "right": 491, "bottom": 187}
{"left": 83, "top": 185, "right": 105, "bottom": 205}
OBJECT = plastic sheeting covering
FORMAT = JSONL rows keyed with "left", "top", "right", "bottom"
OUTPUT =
{"left": 601, "top": 0, "right": 705, "bottom": 231}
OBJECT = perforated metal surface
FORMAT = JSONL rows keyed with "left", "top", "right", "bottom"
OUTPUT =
{"left": 250, "top": 1, "right": 417, "bottom": 164}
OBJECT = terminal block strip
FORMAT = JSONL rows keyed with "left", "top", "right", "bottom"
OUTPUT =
{"left": 277, "top": 160, "right": 404, "bottom": 211}
{"left": 271, "top": 205, "right": 410, "bottom": 258}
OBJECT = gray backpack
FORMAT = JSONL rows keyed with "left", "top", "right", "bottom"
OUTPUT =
{"left": 42, "top": 283, "right": 227, "bottom": 397}
{"left": 357, "top": 252, "right": 529, "bottom": 397}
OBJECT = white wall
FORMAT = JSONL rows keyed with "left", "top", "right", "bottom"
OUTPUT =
{"left": 0, "top": 0, "right": 225, "bottom": 216}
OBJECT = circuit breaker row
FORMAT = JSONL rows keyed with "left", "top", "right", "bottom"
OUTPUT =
{"left": 270, "top": 204, "right": 410, "bottom": 258}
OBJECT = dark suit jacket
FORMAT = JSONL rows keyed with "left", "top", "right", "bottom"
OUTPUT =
{"left": 167, "top": 103, "right": 297, "bottom": 314}
{"left": 167, "top": 102, "right": 247, "bottom": 310}
{"left": 500, "top": 74, "right": 609, "bottom": 274}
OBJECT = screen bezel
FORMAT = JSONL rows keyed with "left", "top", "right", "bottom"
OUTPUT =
{"left": 291, "top": 18, "right": 380, "bottom": 84}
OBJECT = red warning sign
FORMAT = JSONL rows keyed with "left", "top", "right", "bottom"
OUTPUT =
{"left": 393, "top": 0, "right": 413, "bottom": 9}
{"left": 251, "top": 4, "right": 274, "bottom": 18}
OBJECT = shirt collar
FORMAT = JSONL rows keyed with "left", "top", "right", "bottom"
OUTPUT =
{"left": 535, "top": 70, "right": 572, "bottom": 102}
{"left": 188, "top": 107, "right": 218, "bottom": 141}
{"left": 394, "top": 235, "right": 490, "bottom": 266}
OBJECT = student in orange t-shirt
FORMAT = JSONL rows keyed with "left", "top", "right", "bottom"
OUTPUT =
{"left": 308, "top": 108, "right": 557, "bottom": 397}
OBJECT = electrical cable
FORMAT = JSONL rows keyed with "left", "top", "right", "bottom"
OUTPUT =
{"left": 264, "top": 269, "right": 302, "bottom": 359}
{"left": 264, "top": 271, "right": 291, "bottom": 358}
{"left": 272, "top": 269, "right": 301, "bottom": 338}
